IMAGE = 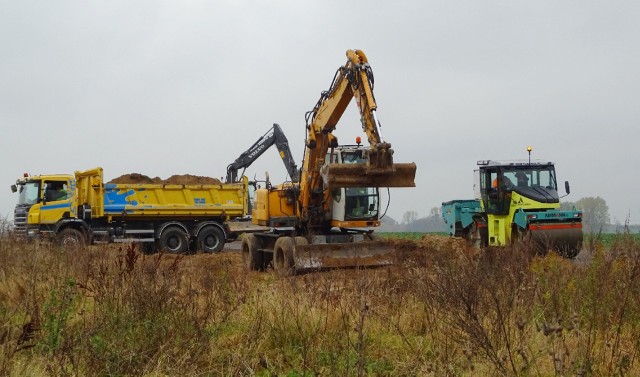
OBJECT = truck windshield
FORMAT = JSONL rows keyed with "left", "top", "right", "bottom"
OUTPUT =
{"left": 17, "top": 181, "right": 40, "bottom": 206}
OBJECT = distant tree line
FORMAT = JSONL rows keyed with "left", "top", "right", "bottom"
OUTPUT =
{"left": 380, "top": 207, "right": 447, "bottom": 233}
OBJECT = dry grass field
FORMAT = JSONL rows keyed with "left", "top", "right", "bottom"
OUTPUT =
{"left": 1, "top": 231, "right": 639, "bottom": 376}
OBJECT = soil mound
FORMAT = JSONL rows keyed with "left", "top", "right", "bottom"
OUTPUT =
{"left": 164, "top": 175, "right": 222, "bottom": 185}
{"left": 108, "top": 173, "right": 163, "bottom": 184}
{"left": 108, "top": 173, "right": 221, "bottom": 185}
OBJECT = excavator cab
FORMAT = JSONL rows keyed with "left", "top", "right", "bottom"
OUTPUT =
{"left": 327, "top": 146, "right": 381, "bottom": 225}
{"left": 321, "top": 143, "right": 416, "bottom": 189}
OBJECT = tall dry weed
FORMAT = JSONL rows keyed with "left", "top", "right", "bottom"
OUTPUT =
{"left": 1, "top": 233, "right": 640, "bottom": 375}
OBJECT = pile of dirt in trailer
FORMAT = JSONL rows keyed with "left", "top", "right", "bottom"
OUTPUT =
{"left": 164, "top": 174, "right": 222, "bottom": 185}
{"left": 108, "top": 173, "right": 222, "bottom": 185}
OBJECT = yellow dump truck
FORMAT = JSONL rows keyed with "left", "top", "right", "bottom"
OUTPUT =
{"left": 11, "top": 167, "right": 249, "bottom": 252}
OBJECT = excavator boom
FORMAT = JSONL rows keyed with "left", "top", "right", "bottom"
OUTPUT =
{"left": 226, "top": 123, "right": 299, "bottom": 183}
{"left": 300, "top": 49, "right": 416, "bottom": 223}
{"left": 245, "top": 50, "right": 417, "bottom": 275}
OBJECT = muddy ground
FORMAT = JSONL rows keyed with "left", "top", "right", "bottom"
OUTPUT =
{"left": 136, "top": 234, "right": 593, "bottom": 281}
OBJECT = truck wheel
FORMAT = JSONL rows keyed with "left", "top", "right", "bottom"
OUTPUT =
{"left": 197, "top": 226, "right": 225, "bottom": 253}
{"left": 242, "top": 233, "right": 264, "bottom": 271}
{"left": 159, "top": 226, "right": 189, "bottom": 253}
{"left": 274, "top": 237, "right": 295, "bottom": 277}
{"left": 57, "top": 228, "right": 86, "bottom": 250}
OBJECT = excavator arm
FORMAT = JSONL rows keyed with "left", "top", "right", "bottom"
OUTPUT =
{"left": 299, "top": 49, "right": 416, "bottom": 225}
{"left": 226, "top": 123, "right": 299, "bottom": 183}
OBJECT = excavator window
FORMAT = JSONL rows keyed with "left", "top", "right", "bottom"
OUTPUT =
{"left": 344, "top": 187, "right": 378, "bottom": 220}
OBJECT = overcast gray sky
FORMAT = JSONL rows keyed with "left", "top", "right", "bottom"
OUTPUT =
{"left": 1, "top": 1, "right": 639, "bottom": 225}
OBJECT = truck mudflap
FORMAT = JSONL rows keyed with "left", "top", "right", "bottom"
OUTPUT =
{"left": 528, "top": 222, "right": 583, "bottom": 258}
{"left": 321, "top": 162, "right": 417, "bottom": 188}
{"left": 273, "top": 236, "right": 399, "bottom": 275}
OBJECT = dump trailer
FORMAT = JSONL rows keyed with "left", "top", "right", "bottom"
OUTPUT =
{"left": 242, "top": 49, "right": 416, "bottom": 275}
{"left": 442, "top": 159, "right": 583, "bottom": 258}
{"left": 11, "top": 167, "right": 248, "bottom": 252}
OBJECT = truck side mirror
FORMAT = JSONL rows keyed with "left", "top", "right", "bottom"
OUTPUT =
{"left": 564, "top": 181, "right": 570, "bottom": 195}
{"left": 11, "top": 184, "right": 17, "bottom": 193}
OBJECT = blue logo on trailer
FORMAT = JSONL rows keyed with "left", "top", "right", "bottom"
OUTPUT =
{"left": 104, "top": 184, "right": 138, "bottom": 213}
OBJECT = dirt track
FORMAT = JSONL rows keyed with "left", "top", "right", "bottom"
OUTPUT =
{"left": 221, "top": 236, "right": 593, "bottom": 269}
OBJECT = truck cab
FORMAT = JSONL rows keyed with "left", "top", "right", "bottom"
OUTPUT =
{"left": 12, "top": 173, "right": 76, "bottom": 238}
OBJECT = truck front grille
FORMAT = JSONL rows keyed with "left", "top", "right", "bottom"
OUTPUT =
{"left": 13, "top": 206, "right": 29, "bottom": 236}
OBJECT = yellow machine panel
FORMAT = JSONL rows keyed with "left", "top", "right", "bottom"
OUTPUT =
{"left": 252, "top": 187, "right": 295, "bottom": 226}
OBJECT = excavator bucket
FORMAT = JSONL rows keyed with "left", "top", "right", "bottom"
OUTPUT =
{"left": 322, "top": 162, "right": 417, "bottom": 188}
{"left": 294, "top": 240, "right": 398, "bottom": 270}
{"left": 271, "top": 235, "right": 408, "bottom": 276}
{"left": 322, "top": 143, "right": 416, "bottom": 188}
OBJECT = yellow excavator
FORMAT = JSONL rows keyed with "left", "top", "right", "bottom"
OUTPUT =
{"left": 243, "top": 49, "right": 417, "bottom": 275}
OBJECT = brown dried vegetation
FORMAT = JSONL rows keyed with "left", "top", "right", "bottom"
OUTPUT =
{"left": 1, "top": 231, "right": 640, "bottom": 376}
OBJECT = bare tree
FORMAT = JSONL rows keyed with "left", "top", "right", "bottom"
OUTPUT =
{"left": 576, "top": 196, "right": 610, "bottom": 233}
{"left": 402, "top": 210, "right": 418, "bottom": 225}
{"left": 559, "top": 201, "right": 577, "bottom": 211}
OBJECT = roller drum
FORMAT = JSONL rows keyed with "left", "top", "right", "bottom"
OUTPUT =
{"left": 529, "top": 223, "right": 583, "bottom": 258}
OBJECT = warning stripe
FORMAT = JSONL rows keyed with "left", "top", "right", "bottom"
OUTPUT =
{"left": 529, "top": 223, "right": 582, "bottom": 231}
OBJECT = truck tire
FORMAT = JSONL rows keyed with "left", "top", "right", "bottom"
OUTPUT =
{"left": 197, "top": 226, "right": 225, "bottom": 253}
{"left": 242, "top": 234, "right": 264, "bottom": 271}
{"left": 159, "top": 226, "right": 189, "bottom": 253}
{"left": 57, "top": 228, "right": 86, "bottom": 250}
{"left": 273, "top": 236, "right": 295, "bottom": 277}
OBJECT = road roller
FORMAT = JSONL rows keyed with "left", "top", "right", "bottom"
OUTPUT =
{"left": 442, "top": 154, "right": 583, "bottom": 258}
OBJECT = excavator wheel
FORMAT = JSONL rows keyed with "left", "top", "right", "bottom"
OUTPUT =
{"left": 364, "top": 233, "right": 380, "bottom": 241}
{"left": 274, "top": 236, "right": 296, "bottom": 276}
{"left": 294, "top": 236, "right": 309, "bottom": 246}
{"left": 242, "top": 233, "right": 264, "bottom": 271}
